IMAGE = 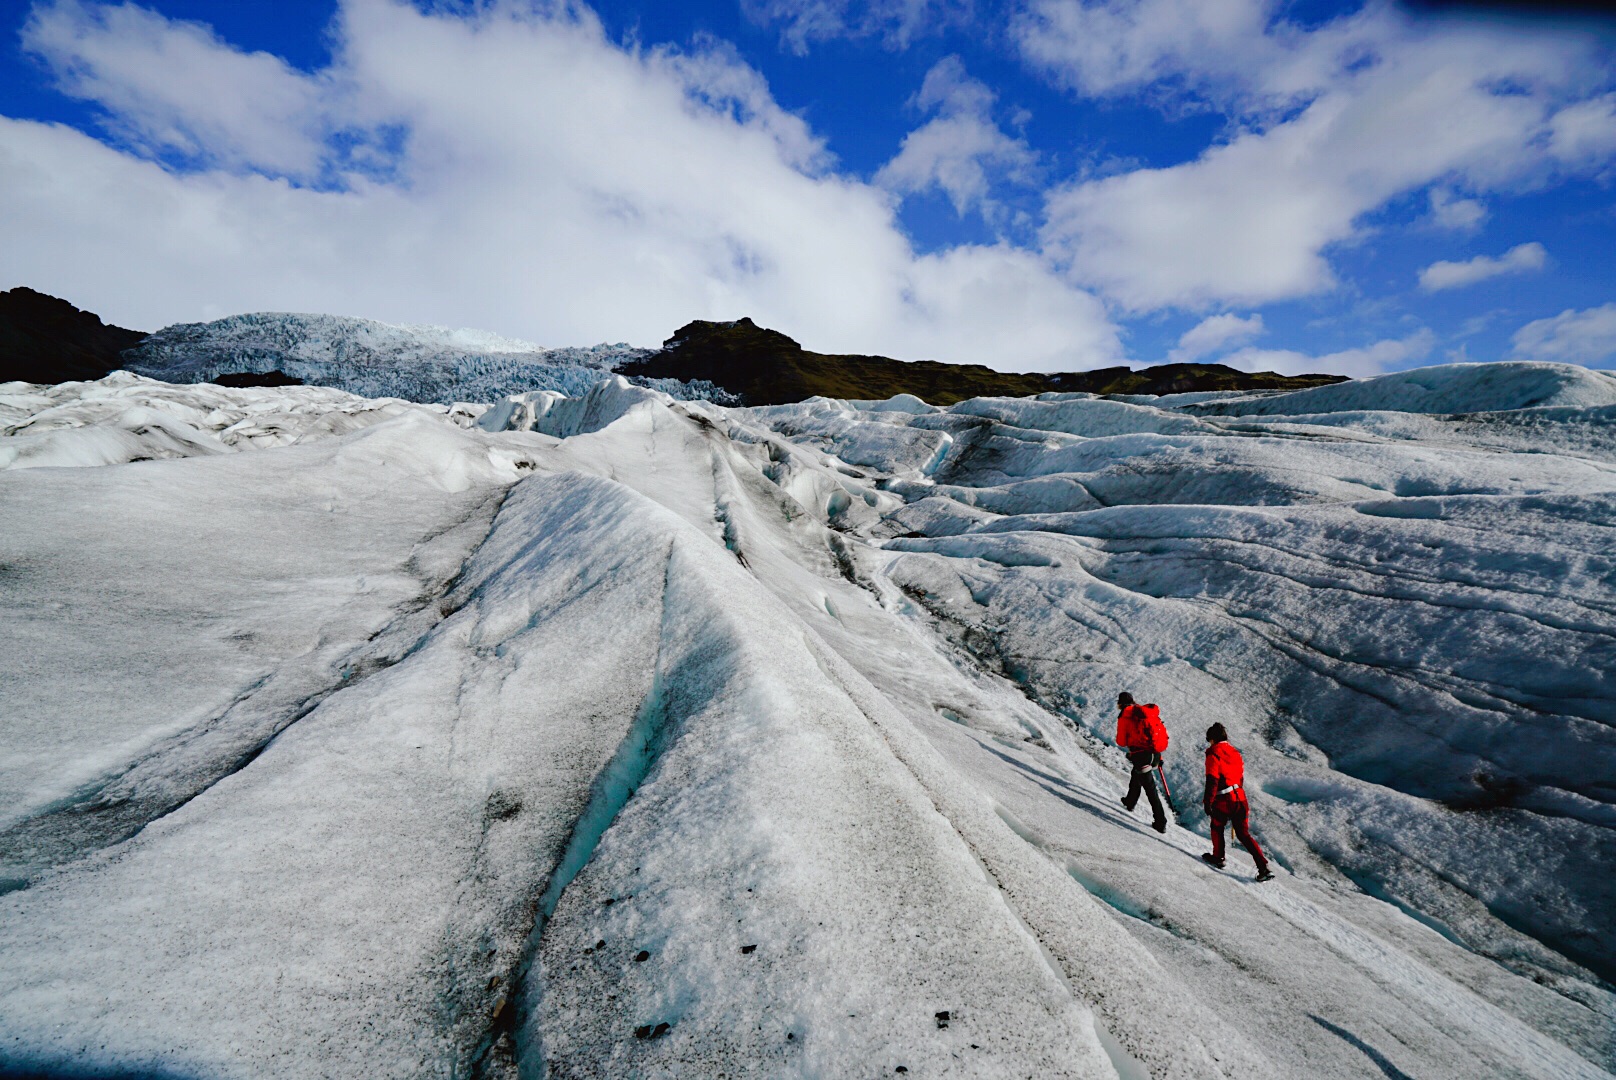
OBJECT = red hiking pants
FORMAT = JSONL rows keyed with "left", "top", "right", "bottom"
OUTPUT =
{"left": 1210, "top": 799, "right": 1268, "bottom": 873}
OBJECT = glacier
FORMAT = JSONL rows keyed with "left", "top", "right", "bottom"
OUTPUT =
{"left": 120, "top": 311, "right": 735, "bottom": 405}
{"left": 1, "top": 360, "right": 1614, "bottom": 1079}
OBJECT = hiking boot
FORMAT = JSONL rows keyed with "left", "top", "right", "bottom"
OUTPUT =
{"left": 1120, "top": 797, "right": 1136, "bottom": 813}
{"left": 1254, "top": 868, "right": 1275, "bottom": 882}
{"left": 1200, "top": 853, "right": 1225, "bottom": 869}
{"left": 1152, "top": 819, "right": 1168, "bottom": 834}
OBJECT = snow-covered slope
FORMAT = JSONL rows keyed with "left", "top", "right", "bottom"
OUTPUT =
{"left": 119, "top": 311, "right": 732, "bottom": 404}
{"left": 0, "top": 370, "right": 483, "bottom": 469}
{"left": 1185, "top": 360, "right": 1616, "bottom": 417}
{"left": 1, "top": 361, "right": 1613, "bottom": 1079}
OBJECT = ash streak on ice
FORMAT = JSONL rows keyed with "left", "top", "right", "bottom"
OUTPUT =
{"left": 1, "top": 360, "right": 1614, "bottom": 1078}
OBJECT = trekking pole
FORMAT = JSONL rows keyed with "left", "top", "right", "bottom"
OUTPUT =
{"left": 1155, "top": 761, "right": 1175, "bottom": 812}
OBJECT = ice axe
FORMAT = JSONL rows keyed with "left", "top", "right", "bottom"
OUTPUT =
{"left": 1155, "top": 759, "right": 1175, "bottom": 812}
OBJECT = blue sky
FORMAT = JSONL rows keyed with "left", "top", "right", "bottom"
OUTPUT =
{"left": 3, "top": 0, "right": 1615, "bottom": 375}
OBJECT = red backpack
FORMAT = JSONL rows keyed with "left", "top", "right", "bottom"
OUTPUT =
{"left": 1141, "top": 704, "right": 1169, "bottom": 753}
{"left": 1119, "top": 703, "right": 1170, "bottom": 753}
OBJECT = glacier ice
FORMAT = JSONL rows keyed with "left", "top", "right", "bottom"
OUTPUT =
{"left": 1183, "top": 360, "right": 1616, "bottom": 417}
{"left": 1, "top": 360, "right": 1613, "bottom": 1079}
{"left": 119, "top": 311, "right": 736, "bottom": 406}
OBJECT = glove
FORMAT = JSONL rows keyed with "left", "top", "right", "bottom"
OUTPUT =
{"left": 1202, "top": 799, "right": 1212, "bottom": 814}
{"left": 1151, "top": 752, "right": 1163, "bottom": 768}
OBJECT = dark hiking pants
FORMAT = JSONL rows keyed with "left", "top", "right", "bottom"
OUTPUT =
{"left": 1210, "top": 800, "right": 1269, "bottom": 872}
{"left": 1123, "top": 750, "right": 1166, "bottom": 826}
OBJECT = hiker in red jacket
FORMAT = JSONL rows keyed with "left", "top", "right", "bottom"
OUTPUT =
{"left": 1201, "top": 723, "right": 1274, "bottom": 881}
{"left": 1115, "top": 692, "right": 1169, "bottom": 833}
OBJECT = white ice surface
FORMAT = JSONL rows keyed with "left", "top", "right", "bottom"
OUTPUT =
{"left": 0, "top": 371, "right": 450, "bottom": 469}
{"left": 2, "top": 362, "right": 1613, "bottom": 1078}
{"left": 1185, "top": 361, "right": 1616, "bottom": 416}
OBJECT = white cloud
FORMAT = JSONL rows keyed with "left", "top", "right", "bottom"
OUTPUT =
{"left": 1013, "top": 0, "right": 1281, "bottom": 101}
{"left": 659, "top": 36, "right": 832, "bottom": 173}
{"left": 1223, "top": 329, "right": 1436, "bottom": 379}
{"left": 914, "top": 51, "right": 992, "bottom": 115}
{"left": 742, "top": 0, "right": 970, "bottom": 54}
{"left": 1418, "top": 242, "right": 1546, "bottom": 292}
{"left": 884, "top": 242, "right": 1124, "bottom": 370}
{"left": 1511, "top": 303, "right": 1616, "bottom": 368}
{"left": 1548, "top": 92, "right": 1616, "bottom": 171}
{"left": 1169, "top": 312, "right": 1262, "bottom": 362}
{"left": 22, "top": 0, "right": 330, "bottom": 178}
{"left": 1426, "top": 187, "right": 1486, "bottom": 231}
{"left": 1024, "top": 1, "right": 1613, "bottom": 311}
{"left": 0, "top": 0, "right": 1123, "bottom": 372}
{"left": 874, "top": 56, "right": 1036, "bottom": 217}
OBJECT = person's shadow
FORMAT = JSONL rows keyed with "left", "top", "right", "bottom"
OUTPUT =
{"left": 1311, "top": 1015, "right": 1417, "bottom": 1080}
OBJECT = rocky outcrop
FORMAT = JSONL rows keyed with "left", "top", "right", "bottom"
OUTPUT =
{"left": 0, "top": 288, "right": 148, "bottom": 385}
{"left": 617, "top": 317, "right": 1347, "bottom": 405}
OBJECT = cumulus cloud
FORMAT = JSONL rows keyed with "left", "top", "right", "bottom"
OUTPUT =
{"left": 1548, "top": 92, "right": 1616, "bottom": 171}
{"left": 1168, "top": 312, "right": 1263, "bottom": 362}
{"left": 1013, "top": 0, "right": 1281, "bottom": 101}
{"left": 742, "top": 0, "right": 970, "bottom": 54}
{"left": 22, "top": 0, "right": 330, "bottom": 177}
{"left": 1418, "top": 242, "right": 1546, "bottom": 291}
{"left": 1223, "top": 329, "right": 1436, "bottom": 379}
{"left": 1024, "top": 0, "right": 1615, "bottom": 311}
{"left": 874, "top": 56, "right": 1037, "bottom": 218}
{"left": 1511, "top": 303, "right": 1616, "bottom": 367}
{"left": 1426, "top": 187, "right": 1486, "bottom": 231}
{"left": 0, "top": 0, "right": 1122, "bottom": 372}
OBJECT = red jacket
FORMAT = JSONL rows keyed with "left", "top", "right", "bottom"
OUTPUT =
{"left": 1116, "top": 704, "right": 1168, "bottom": 753}
{"left": 1204, "top": 741, "right": 1248, "bottom": 806}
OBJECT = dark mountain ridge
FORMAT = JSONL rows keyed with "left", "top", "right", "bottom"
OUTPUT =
{"left": 618, "top": 318, "right": 1347, "bottom": 405}
{"left": 1, "top": 291, "right": 1348, "bottom": 404}
{"left": 0, "top": 287, "right": 148, "bottom": 385}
